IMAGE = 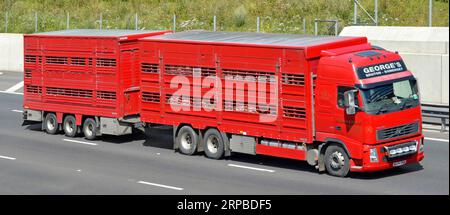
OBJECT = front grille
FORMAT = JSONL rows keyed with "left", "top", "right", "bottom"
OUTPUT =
{"left": 377, "top": 122, "right": 419, "bottom": 141}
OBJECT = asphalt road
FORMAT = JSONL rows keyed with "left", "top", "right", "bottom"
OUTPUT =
{"left": 0, "top": 71, "right": 448, "bottom": 194}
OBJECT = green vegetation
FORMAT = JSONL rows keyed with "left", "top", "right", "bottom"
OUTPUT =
{"left": 0, "top": 0, "right": 448, "bottom": 34}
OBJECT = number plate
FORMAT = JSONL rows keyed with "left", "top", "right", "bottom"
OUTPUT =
{"left": 393, "top": 160, "right": 407, "bottom": 167}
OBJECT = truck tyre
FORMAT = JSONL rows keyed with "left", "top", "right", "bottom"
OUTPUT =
{"left": 176, "top": 126, "right": 198, "bottom": 155}
{"left": 203, "top": 129, "right": 225, "bottom": 160}
{"left": 63, "top": 115, "right": 78, "bottom": 137}
{"left": 324, "top": 145, "right": 350, "bottom": 177}
{"left": 44, "top": 113, "right": 58, "bottom": 135}
{"left": 83, "top": 118, "right": 97, "bottom": 140}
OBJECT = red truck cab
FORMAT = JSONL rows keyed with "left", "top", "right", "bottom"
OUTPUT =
{"left": 315, "top": 44, "right": 424, "bottom": 176}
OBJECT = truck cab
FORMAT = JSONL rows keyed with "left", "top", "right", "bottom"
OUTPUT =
{"left": 315, "top": 44, "right": 424, "bottom": 176}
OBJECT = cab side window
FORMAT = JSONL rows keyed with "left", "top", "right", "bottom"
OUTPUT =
{"left": 337, "top": 86, "right": 356, "bottom": 108}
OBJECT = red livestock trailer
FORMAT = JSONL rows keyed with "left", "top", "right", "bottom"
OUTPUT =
{"left": 23, "top": 29, "right": 169, "bottom": 138}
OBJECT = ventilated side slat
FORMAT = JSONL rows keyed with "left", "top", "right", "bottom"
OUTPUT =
{"left": 24, "top": 69, "right": 32, "bottom": 78}
{"left": 25, "top": 55, "right": 36, "bottom": 63}
{"left": 97, "top": 91, "right": 116, "bottom": 100}
{"left": 25, "top": 85, "right": 42, "bottom": 94}
{"left": 142, "top": 92, "right": 160, "bottom": 103}
{"left": 283, "top": 106, "right": 306, "bottom": 119}
{"left": 46, "top": 87, "right": 92, "bottom": 98}
{"left": 165, "top": 65, "right": 216, "bottom": 77}
{"left": 282, "top": 73, "right": 305, "bottom": 85}
{"left": 71, "top": 57, "right": 86, "bottom": 66}
{"left": 222, "top": 69, "right": 276, "bottom": 83}
{"left": 96, "top": 58, "right": 116, "bottom": 67}
{"left": 46, "top": 56, "right": 68, "bottom": 65}
{"left": 141, "top": 63, "right": 159, "bottom": 74}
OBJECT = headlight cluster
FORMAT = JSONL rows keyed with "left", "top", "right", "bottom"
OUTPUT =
{"left": 369, "top": 148, "right": 379, "bottom": 163}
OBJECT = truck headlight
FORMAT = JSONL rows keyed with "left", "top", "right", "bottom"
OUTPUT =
{"left": 370, "top": 148, "right": 379, "bottom": 163}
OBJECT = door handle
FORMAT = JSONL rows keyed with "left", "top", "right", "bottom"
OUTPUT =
{"left": 335, "top": 126, "right": 342, "bottom": 131}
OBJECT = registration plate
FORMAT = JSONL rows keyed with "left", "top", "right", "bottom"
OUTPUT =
{"left": 393, "top": 160, "right": 407, "bottom": 167}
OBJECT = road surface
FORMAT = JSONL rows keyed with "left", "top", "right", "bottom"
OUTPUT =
{"left": 0, "top": 71, "right": 448, "bottom": 194}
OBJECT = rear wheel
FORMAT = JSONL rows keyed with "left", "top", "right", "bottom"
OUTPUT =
{"left": 176, "top": 126, "right": 198, "bottom": 155}
{"left": 324, "top": 145, "right": 350, "bottom": 177}
{"left": 203, "top": 129, "right": 225, "bottom": 160}
{"left": 63, "top": 115, "right": 78, "bottom": 137}
{"left": 44, "top": 113, "right": 58, "bottom": 134}
{"left": 83, "top": 118, "right": 97, "bottom": 140}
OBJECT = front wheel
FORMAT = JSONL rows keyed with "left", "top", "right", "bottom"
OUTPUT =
{"left": 324, "top": 145, "right": 350, "bottom": 177}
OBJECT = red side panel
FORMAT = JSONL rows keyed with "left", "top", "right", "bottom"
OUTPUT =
{"left": 139, "top": 40, "right": 314, "bottom": 144}
{"left": 23, "top": 32, "right": 166, "bottom": 119}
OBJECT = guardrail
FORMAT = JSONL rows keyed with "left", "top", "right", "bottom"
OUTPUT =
{"left": 422, "top": 104, "right": 449, "bottom": 132}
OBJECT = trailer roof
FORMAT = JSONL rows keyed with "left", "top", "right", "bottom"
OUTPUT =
{"left": 143, "top": 30, "right": 368, "bottom": 59}
{"left": 31, "top": 29, "right": 167, "bottom": 37}
{"left": 146, "top": 30, "right": 361, "bottom": 46}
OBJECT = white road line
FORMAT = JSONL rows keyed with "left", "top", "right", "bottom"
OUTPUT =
{"left": 227, "top": 164, "right": 275, "bottom": 173}
{"left": 62, "top": 139, "right": 98, "bottom": 146}
{"left": 137, "top": 181, "right": 184, "bottom": 191}
{"left": 5, "top": 81, "right": 24, "bottom": 93}
{"left": 0, "top": 90, "right": 23, "bottom": 95}
{"left": 0, "top": 155, "right": 17, "bottom": 160}
{"left": 424, "top": 137, "right": 449, "bottom": 143}
{"left": 11, "top": 109, "right": 23, "bottom": 113}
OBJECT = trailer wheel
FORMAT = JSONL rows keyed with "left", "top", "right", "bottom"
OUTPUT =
{"left": 63, "top": 115, "right": 78, "bottom": 137}
{"left": 176, "top": 126, "right": 198, "bottom": 155}
{"left": 203, "top": 129, "right": 225, "bottom": 160}
{"left": 324, "top": 145, "right": 350, "bottom": 177}
{"left": 44, "top": 113, "right": 58, "bottom": 135}
{"left": 83, "top": 118, "right": 97, "bottom": 140}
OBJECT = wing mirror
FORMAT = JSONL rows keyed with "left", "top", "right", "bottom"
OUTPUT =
{"left": 344, "top": 89, "right": 359, "bottom": 115}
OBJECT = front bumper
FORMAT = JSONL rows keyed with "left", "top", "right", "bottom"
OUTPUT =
{"left": 350, "top": 135, "right": 424, "bottom": 172}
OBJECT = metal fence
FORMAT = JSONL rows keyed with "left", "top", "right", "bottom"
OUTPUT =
{"left": 1, "top": 0, "right": 440, "bottom": 35}
{"left": 2, "top": 12, "right": 342, "bottom": 36}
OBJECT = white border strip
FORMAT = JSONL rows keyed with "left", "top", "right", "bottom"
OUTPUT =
{"left": 5, "top": 81, "right": 24, "bottom": 93}
{"left": 137, "top": 181, "right": 184, "bottom": 191}
{"left": 228, "top": 164, "right": 275, "bottom": 173}
{"left": 0, "top": 155, "right": 17, "bottom": 160}
{"left": 62, "top": 139, "right": 98, "bottom": 146}
{"left": 424, "top": 137, "right": 449, "bottom": 143}
{"left": 0, "top": 90, "right": 23, "bottom": 95}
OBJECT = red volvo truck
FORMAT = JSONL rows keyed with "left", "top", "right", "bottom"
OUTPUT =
{"left": 23, "top": 30, "right": 424, "bottom": 177}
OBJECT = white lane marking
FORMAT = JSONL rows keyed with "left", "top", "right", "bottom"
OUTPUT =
{"left": 137, "top": 181, "right": 184, "bottom": 191}
{"left": 227, "top": 164, "right": 275, "bottom": 173}
{"left": 62, "top": 139, "right": 98, "bottom": 146}
{"left": 0, "top": 90, "right": 23, "bottom": 95}
{"left": 5, "top": 81, "right": 24, "bottom": 93}
{"left": 11, "top": 109, "right": 23, "bottom": 113}
{"left": 0, "top": 155, "right": 16, "bottom": 160}
{"left": 424, "top": 137, "right": 449, "bottom": 143}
